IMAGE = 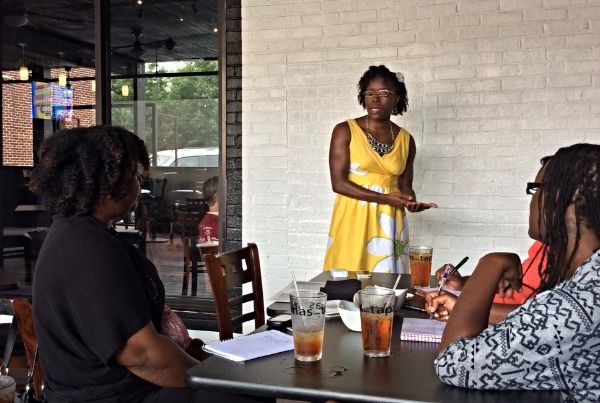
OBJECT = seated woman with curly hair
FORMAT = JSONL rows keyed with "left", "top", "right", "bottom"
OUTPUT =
{"left": 29, "top": 126, "right": 269, "bottom": 403}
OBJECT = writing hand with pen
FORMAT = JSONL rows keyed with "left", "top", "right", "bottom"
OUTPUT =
{"left": 433, "top": 264, "right": 466, "bottom": 291}
{"left": 425, "top": 253, "right": 524, "bottom": 322}
{"left": 425, "top": 257, "right": 468, "bottom": 322}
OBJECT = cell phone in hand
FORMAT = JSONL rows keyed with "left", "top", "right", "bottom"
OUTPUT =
{"left": 266, "top": 314, "right": 292, "bottom": 330}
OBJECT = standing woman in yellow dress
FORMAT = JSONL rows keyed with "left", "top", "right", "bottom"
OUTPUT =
{"left": 324, "top": 65, "right": 436, "bottom": 273}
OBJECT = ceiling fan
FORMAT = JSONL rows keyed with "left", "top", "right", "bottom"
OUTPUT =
{"left": 2, "top": 3, "right": 83, "bottom": 29}
{"left": 113, "top": 27, "right": 176, "bottom": 60}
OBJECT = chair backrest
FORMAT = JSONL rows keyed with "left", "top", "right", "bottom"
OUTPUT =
{"left": 10, "top": 299, "right": 43, "bottom": 399}
{"left": 185, "top": 198, "right": 208, "bottom": 213}
{"left": 181, "top": 235, "right": 203, "bottom": 296}
{"left": 181, "top": 211, "right": 202, "bottom": 237}
{"left": 204, "top": 243, "right": 265, "bottom": 340}
{"left": 142, "top": 177, "right": 167, "bottom": 200}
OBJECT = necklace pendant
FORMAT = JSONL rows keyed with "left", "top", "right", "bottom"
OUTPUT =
{"left": 365, "top": 116, "right": 395, "bottom": 155}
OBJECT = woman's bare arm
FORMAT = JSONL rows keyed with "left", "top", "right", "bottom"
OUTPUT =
{"left": 329, "top": 122, "right": 417, "bottom": 208}
{"left": 114, "top": 322, "right": 198, "bottom": 388}
{"left": 396, "top": 135, "right": 436, "bottom": 212}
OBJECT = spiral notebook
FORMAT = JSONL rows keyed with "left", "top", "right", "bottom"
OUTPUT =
{"left": 202, "top": 330, "right": 294, "bottom": 362}
{"left": 400, "top": 318, "right": 446, "bottom": 343}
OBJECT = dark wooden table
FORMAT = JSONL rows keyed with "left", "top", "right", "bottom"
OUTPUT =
{"left": 186, "top": 272, "right": 560, "bottom": 402}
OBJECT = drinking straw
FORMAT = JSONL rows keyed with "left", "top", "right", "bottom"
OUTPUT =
{"left": 392, "top": 273, "right": 401, "bottom": 290}
{"left": 291, "top": 272, "right": 306, "bottom": 325}
{"left": 292, "top": 272, "right": 301, "bottom": 300}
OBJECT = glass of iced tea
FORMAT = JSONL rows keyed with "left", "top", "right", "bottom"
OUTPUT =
{"left": 409, "top": 246, "right": 433, "bottom": 287}
{"left": 290, "top": 291, "right": 327, "bottom": 361}
{"left": 358, "top": 288, "right": 395, "bottom": 357}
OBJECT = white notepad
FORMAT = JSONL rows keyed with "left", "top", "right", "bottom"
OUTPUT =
{"left": 202, "top": 330, "right": 294, "bottom": 362}
{"left": 400, "top": 318, "right": 446, "bottom": 343}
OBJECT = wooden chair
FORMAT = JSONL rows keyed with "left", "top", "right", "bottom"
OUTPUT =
{"left": 181, "top": 235, "right": 205, "bottom": 296}
{"left": 10, "top": 299, "right": 43, "bottom": 400}
{"left": 204, "top": 243, "right": 265, "bottom": 340}
{"left": 2, "top": 228, "right": 32, "bottom": 275}
{"left": 184, "top": 198, "right": 208, "bottom": 214}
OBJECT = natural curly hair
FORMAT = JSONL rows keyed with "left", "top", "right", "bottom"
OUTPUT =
{"left": 535, "top": 143, "right": 600, "bottom": 292}
{"left": 29, "top": 125, "right": 150, "bottom": 217}
{"left": 357, "top": 65, "right": 409, "bottom": 115}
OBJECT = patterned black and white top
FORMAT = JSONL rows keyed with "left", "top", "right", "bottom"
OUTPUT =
{"left": 435, "top": 249, "right": 600, "bottom": 402}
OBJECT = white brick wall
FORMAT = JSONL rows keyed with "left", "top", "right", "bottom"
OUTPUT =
{"left": 241, "top": 0, "right": 600, "bottom": 300}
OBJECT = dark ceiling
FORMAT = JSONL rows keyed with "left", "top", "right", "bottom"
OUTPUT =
{"left": 0, "top": 0, "right": 219, "bottom": 75}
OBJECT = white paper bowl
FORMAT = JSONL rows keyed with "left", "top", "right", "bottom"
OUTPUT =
{"left": 338, "top": 300, "right": 361, "bottom": 332}
{"left": 353, "top": 286, "right": 408, "bottom": 310}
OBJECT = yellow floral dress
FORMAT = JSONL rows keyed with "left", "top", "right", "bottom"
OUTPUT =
{"left": 323, "top": 119, "right": 411, "bottom": 273}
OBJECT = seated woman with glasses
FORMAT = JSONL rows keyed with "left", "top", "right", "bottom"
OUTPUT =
{"left": 425, "top": 162, "right": 551, "bottom": 324}
{"left": 323, "top": 64, "right": 436, "bottom": 274}
{"left": 29, "top": 126, "right": 269, "bottom": 403}
{"left": 429, "top": 144, "right": 600, "bottom": 401}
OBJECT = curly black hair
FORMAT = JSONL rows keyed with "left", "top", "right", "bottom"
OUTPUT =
{"left": 357, "top": 65, "right": 408, "bottom": 115}
{"left": 29, "top": 125, "right": 150, "bottom": 217}
{"left": 535, "top": 143, "right": 600, "bottom": 292}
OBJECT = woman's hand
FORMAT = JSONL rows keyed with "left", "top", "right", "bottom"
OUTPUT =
{"left": 424, "top": 291, "right": 457, "bottom": 322}
{"left": 434, "top": 264, "right": 465, "bottom": 291}
{"left": 406, "top": 201, "right": 438, "bottom": 213}
{"left": 487, "top": 252, "right": 523, "bottom": 299}
{"left": 438, "top": 252, "right": 524, "bottom": 351}
{"left": 387, "top": 192, "right": 437, "bottom": 210}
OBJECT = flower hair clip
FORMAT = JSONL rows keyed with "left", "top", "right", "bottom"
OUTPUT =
{"left": 396, "top": 72, "right": 405, "bottom": 83}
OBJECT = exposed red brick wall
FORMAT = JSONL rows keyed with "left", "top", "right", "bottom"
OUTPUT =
{"left": 2, "top": 70, "right": 33, "bottom": 166}
{"left": 2, "top": 67, "right": 96, "bottom": 166}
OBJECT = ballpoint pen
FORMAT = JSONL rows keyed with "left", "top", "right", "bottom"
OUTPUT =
{"left": 430, "top": 256, "right": 469, "bottom": 318}
{"left": 435, "top": 256, "right": 469, "bottom": 297}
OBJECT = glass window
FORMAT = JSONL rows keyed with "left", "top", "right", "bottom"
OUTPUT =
{"left": 0, "top": 1, "right": 221, "bottom": 298}
{"left": 109, "top": 0, "right": 220, "bottom": 296}
{"left": 176, "top": 156, "right": 199, "bottom": 167}
{"left": 0, "top": 2, "right": 96, "bottom": 286}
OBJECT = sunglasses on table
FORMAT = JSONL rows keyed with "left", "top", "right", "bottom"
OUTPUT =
{"left": 526, "top": 182, "right": 542, "bottom": 195}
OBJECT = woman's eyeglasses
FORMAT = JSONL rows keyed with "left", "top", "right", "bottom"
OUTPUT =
{"left": 363, "top": 90, "right": 395, "bottom": 98}
{"left": 526, "top": 182, "right": 542, "bottom": 195}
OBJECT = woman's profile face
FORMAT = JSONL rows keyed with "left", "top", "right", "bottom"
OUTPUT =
{"left": 364, "top": 76, "right": 399, "bottom": 119}
{"left": 528, "top": 168, "right": 545, "bottom": 241}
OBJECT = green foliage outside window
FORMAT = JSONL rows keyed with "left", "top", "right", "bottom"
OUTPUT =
{"left": 111, "top": 60, "right": 218, "bottom": 156}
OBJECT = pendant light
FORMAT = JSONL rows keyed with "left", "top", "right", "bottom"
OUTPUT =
{"left": 58, "top": 72, "right": 67, "bottom": 87}
{"left": 18, "top": 43, "right": 29, "bottom": 80}
{"left": 58, "top": 52, "right": 67, "bottom": 87}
